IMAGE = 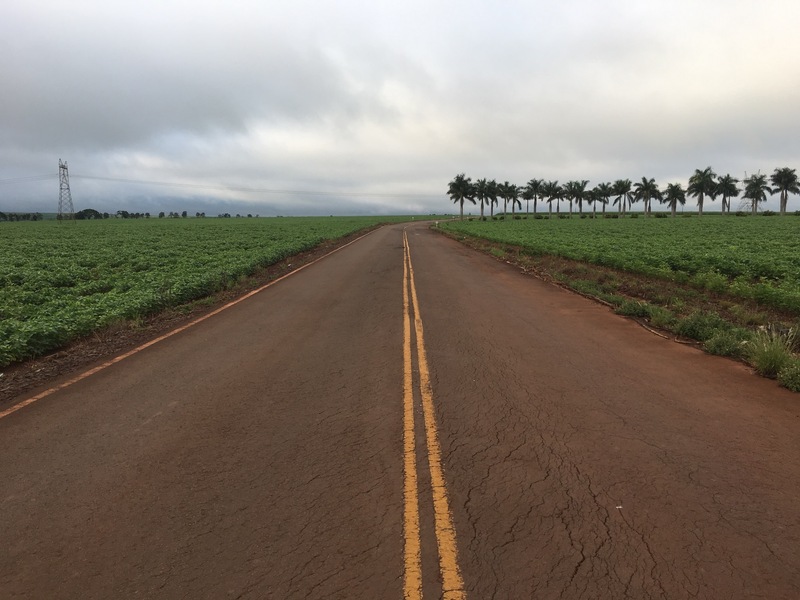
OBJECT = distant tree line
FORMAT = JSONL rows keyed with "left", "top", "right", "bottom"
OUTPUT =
{"left": 2, "top": 209, "right": 260, "bottom": 222}
{"left": 74, "top": 209, "right": 210, "bottom": 219}
{"left": 0, "top": 212, "right": 44, "bottom": 221}
{"left": 448, "top": 167, "right": 800, "bottom": 220}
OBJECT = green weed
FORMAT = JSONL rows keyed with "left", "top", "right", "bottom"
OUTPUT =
{"left": 615, "top": 300, "right": 651, "bottom": 318}
{"left": 778, "top": 359, "right": 800, "bottom": 392}
{"left": 675, "top": 311, "right": 729, "bottom": 342}
{"left": 704, "top": 328, "right": 752, "bottom": 358}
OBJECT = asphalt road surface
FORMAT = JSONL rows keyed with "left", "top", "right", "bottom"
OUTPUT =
{"left": 2, "top": 222, "right": 799, "bottom": 599}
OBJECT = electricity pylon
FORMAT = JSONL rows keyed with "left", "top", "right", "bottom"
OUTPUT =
{"left": 58, "top": 159, "right": 74, "bottom": 221}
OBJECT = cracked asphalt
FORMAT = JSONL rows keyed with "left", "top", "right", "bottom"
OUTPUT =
{"left": 2, "top": 222, "right": 799, "bottom": 599}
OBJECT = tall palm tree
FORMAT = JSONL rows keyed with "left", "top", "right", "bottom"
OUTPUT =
{"left": 562, "top": 180, "right": 575, "bottom": 216}
{"left": 770, "top": 167, "right": 800, "bottom": 216}
{"left": 487, "top": 179, "right": 499, "bottom": 218}
{"left": 715, "top": 174, "right": 739, "bottom": 215}
{"left": 612, "top": 179, "right": 632, "bottom": 215}
{"left": 633, "top": 177, "right": 661, "bottom": 217}
{"left": 498, "top": 181, "right": 511, "bottom": 216}
{"left": 447, "top": 173, "right": 475, "bottom": 220}
{"left": 522, "top": 178, "right": 544, "bottom": 214}
{"left": 593, "top": 182, "right": 612, "bottom": 215}
{"left": 474, "top": 178, "right": 490, "bottom": 219}
{"left": 575, "top": 179, "right": 590, "bottom": 215}
{"left": 542, "top": 180, "right": 561, "bottom": 217}
{"left": 687, "top": 167, "right": 717, "bottom": 216}
{"left": 586, "top": 188, "right": 596, "bottom": 217}
{"left": 563, "top": 180, "right": 589, "bottom": 217}
{"left": 743, "top": 172, "right": 770, "bottom": 216}
{"left": 507, "top": 183, "right": 521, "bottom": 216}
{"left": 662, "top": 182, "right": 686, "bottom": 217}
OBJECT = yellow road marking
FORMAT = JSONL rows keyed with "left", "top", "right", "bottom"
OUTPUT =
{"left": 403, "top": 238, "right": 423, "bottom": 600}
{"left": 0, "top": 229, "right": 378, "bottom": 421}
{"left": 403, "top": 229, "right": 466, "bottom": 600}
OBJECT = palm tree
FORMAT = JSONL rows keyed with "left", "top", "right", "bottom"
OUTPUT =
{"left": 487, "top": 179, "right": 499, "bottom": 218}
{"left": 633, "top": 177, "right": 661, "bottom": 217}
{"left": 715, "top": 174, "right": 740, "bottom": 215}
{"left": 575, "top": 180, "right": 590, "bottom": 215}
{"left": 507, "top": 183, "right": 521, "bottom": 216}
{"left": 447, "top": 173, "right": 475, "bottom": 220}
{"left": 564, "top": 180, "right": 589, "bottom": 216}
{"left": 612, "top": 179, "right": 632, "bottom": 215}
{"left": 770, "top": 167, "right": 799, "bottom": 216}
{"left": 687, "top": 167, "right": 717, "bottom": 216}
{"left": 475, "top": 178, "right": 491, "bottom": 219}
{"left": 593, "top": 182, "right": 612, "bottom": 215}
{"left": 586, "top": 188, "right": 596, "bottom": 217}
{"left": 542, "top": 180, "right": 561, "bottom": 217}
{"left": 742, "top": 172, "right": 770, "bottom": 216}
{"left": 522, "top": 178, "right": 544, "bottom": 214}
{"left": 662, "top": 182, "right": 686, "bottom": 217}
{"left": 563, "top": 180, "right": 575, "bottom": 216}
{"left": 498, "top": 181, "right": 511, "bottom": 216}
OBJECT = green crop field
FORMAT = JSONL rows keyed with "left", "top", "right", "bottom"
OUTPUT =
{"left": 439, "top": 215, "right": 800, "bottom": 313}
{"left": 0, "top": 216, "right": 414, "bottom": 367}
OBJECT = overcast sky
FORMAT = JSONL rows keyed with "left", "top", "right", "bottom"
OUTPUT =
{"left": 2, "top": 0, "right": 799, "bottom": 215}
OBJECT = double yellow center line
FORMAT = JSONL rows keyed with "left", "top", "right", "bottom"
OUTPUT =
{"left": 402, "top": 229, "right": 466, "bottom": 600}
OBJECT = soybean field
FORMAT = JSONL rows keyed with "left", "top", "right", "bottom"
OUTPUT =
{"left": 440, "top": 215, "right": 800, "bottom": 314}
{"left": 0, "top": 216, "right": 411, "bottom": 366}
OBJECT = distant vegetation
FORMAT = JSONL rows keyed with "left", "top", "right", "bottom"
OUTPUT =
{"left": 0, "top": 212, "right": 45, "bottom": 222}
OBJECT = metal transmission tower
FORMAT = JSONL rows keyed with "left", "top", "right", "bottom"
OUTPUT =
{"left": 58, "top": 159, "right": 75, "bottom": 221}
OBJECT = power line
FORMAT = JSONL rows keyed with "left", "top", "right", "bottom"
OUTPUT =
{"left": 2, "top": 171, "right": 444, "bottom": 200}
{"left": 0, "top": 174, "right": 55, "bottom": 184}
{"left": 72, "top": 174, "right": 443, "bottom": 199}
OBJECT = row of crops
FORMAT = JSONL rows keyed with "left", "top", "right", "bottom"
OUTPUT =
{"left": 439, "top": 216, "right": 800, "bottom": 313}
{"left": 0, "top": 216, "right": 411, "bottom": 367}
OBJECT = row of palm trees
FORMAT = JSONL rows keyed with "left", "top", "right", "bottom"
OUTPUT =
{"left": 447, "top": 167, "right": 800, "bottom": 220}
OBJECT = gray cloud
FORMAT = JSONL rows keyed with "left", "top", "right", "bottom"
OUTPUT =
{"left": 2, "top": 0, "right": 800, "bottom": 215}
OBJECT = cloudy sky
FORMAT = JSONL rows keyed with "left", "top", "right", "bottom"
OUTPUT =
{"left": 2, "top": 0, "right": 799, "bottom": 215}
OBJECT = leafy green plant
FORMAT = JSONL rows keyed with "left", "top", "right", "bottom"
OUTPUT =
{"left": 675, "top": 311, "right": 729, "bottom": 342}
{"left": 691, "top": 271, "right": 728, "bottom": 294}
{"left": 615, "top": 300, "right": 651, "bottom": 318}
{"left": 704, "top": 328, "right": 752, "bottom": 358}
{"left": 648, "top": 306, "right": 677, "bottom": 329}
{"left": 778, "top": 359, "right": 800, "bottom": 392}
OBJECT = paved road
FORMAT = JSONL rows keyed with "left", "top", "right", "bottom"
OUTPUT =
{"left": 2, "top": 222, "right": 799, "bottom": 599}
